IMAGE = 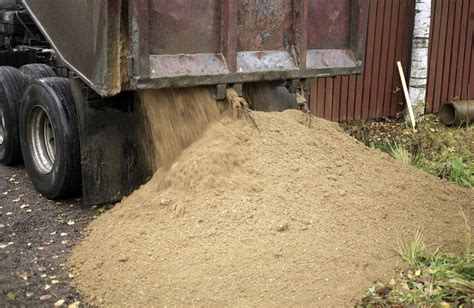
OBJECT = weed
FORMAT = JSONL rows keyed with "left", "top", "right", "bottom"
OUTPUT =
{"left": 342, "top": 118, "right": 473, "bottom": 188}
{"left": 446, "top": 156, "right": 473, "bottom": 188}
{"left": 90, "top": 204, "right": 115, "bottom": 219}
{"left": 359, "top": 229, "right": 474, "bottom": 306}
{"left": 459, "top": 208, "right": 472, "bottom": 262}
{"left": 398, "top": 229, "right": 427, "bottom": 265}
{"left": 389, "top": 142, "right": 413, "bottom": 165}
{"left": 6, "top": 291, "right": 16, "bottom": 302}
{"left": 428, "top": 153, "right": 473, "bottom": 188}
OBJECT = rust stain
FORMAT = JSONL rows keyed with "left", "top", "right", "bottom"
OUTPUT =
{"left": 237, "top": 0, "right": 292, "bottom": 51}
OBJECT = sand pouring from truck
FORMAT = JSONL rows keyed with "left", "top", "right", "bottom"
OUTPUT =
{"left": 0, "top": 0, "right": 368, "bottom": 205}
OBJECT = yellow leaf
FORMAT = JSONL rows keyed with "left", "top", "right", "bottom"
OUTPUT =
{"left": 68, "top": 301, "right": 81, "bottom": 308}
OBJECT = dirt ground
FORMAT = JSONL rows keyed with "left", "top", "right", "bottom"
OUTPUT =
{"left": 69, "top": 108, "right": 473, "bottom": 307}
{"left": 0, "top": 164, "right": 93, "bottom": 307}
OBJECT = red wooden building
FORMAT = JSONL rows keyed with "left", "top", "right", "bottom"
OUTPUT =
{"left": 309, "top": 0, "right": 474, "bottom": 121}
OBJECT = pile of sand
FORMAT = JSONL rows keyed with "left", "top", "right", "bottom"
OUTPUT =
{"left": 68, "top": 91, "right": 473, "bottom": 307}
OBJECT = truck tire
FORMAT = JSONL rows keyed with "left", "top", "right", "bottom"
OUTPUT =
{"left": 20, "top": 64, "right": 56, "bottom": 84}
{"left": 0, "top": 66, "right": 27, "bottom": 165}
{"left": 19, "top": 77, "right": 81, "bottom": 199}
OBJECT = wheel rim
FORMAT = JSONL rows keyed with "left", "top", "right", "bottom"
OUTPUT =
{"left": 0, "top": 107, "right": 5, "bottom": 145}
{"left": 28, "top": 106, "right": 56, "bottom": 174}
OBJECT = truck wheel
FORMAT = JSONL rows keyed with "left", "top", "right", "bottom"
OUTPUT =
{"left": 19, "top": 77, "right": 81, "bottom": 199}
{"left": 20, "top": 64, "right": 56, "bottom": 84}
{"left": 0, "top": 66, "right": 27, "bottom": 165}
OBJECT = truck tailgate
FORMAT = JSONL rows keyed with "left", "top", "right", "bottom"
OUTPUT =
{"left": 24, "top": 0, "right": 367, "bottom": 96}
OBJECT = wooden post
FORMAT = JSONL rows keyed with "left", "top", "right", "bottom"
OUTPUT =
{"left": 398, "top": 61, "right": 416, "bottom": 131}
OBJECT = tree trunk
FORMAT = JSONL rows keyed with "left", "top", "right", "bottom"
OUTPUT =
{"left": 409, "top": 0, "right": 432, "bottom": 118}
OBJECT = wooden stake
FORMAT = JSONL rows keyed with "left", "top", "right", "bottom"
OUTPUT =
{"left": 397, "top": 61, "right": 416, "bottom": 131}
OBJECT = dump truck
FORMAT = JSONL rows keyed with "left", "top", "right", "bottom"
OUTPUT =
{"left": 0, "top": 0, "right": 367, "bottom": 205}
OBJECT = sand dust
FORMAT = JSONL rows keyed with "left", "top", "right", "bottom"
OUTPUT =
{"left": 140, "top": 88, "right": 221, "bottom": 169}
{"left": 69, "top": 90, "right": 473, "bottom": 307}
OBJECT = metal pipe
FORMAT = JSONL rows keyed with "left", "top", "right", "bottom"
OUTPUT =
{"left": 439, "top": 100, "right": 474, "bottom": 126}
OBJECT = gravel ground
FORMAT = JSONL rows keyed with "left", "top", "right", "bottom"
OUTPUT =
{"left": 0, "top": 164, "right": 93, "bottom": 307}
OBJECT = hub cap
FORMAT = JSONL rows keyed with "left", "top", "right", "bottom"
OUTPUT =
{"left": 28, "top": 106, "right": 56, "bottom": 174}
{"left": 0, "top": 108, "right": 5, "bottom": 145}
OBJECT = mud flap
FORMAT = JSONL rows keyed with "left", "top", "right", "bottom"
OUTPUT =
{"left": 70, "top": 78, "right": 152, "bottom": 205}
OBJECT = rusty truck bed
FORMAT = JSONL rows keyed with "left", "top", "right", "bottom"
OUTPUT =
{"left": 23, "top": 0, "right": 367, "bottom": 97}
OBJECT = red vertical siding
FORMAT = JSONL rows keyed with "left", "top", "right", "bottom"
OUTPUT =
{"left": 309, "top": 0, "right": 473, "bottom": 121}
{"left": 427, "top": 0, "right": 474, "bottom": 112}
{"left": 309, "top": 0, "right": 415, "bottom": 121}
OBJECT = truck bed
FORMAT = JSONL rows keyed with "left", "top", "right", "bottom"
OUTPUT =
{"left": 23, "top": 0, "right": 367, "bottom": 96}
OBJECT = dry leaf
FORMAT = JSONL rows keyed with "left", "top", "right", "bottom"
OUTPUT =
{"left": 68, "top": 301, "right": 81, "bottom": 308}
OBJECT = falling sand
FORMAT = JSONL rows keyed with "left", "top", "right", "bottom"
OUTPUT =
{"left": 139, "top": 87, "right": 221, "bottom": 169}
{"left": 69, "top": 88, "right": 473, "bottom": 307}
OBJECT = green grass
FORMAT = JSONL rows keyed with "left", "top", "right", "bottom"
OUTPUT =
{"left": 398, "top": 229, "right": 427, "bottom": 266}
{"left": 358, "top": 225, "right": 474, "bottom": 306}
{"left": 371, "top": 140, "right": 474, "bottom": 188}
{"left": 441, "top": 156, "right": 473, "bottom": 188}
{"left": 389, "top": 142, "right": 415, "bottom": 165}
{"left": 460, "top": 210, "right": 472, "bottom": 263}
{"left": 352, "top": 117, "right": 474, "bottom": 188}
